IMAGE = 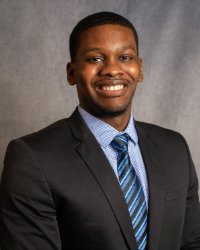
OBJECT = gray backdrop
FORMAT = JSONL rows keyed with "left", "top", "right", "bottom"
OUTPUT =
{"left": 0, "top": 0, "right": 200, "bottom": 184}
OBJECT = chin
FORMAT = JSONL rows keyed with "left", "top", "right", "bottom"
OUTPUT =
{"left": 92, "top": 104, "right": 129, "bottom": 118}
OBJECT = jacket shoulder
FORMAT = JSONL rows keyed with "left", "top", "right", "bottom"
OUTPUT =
{"left": 8, "top": 118, "right": 72, "bottom": 151}
{"left": 135, "top": 121, "right": 187, "bottom": 148}
{"left": 135, "top": 121, "right": 182, "bottom": 137}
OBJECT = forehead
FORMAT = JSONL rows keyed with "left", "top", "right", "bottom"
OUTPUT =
{"left": 78, "top": 24, "right": 137, "bottom": 51}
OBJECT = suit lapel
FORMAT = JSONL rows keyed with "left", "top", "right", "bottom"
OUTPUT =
{"left": 68, "top": 109, "right": 137, "bottom": 250}
{"left": 68, "top": 110, "right": 165, "bottom": 250}
{"left": 135, "top": 122, "right": 165, "bottom": 250}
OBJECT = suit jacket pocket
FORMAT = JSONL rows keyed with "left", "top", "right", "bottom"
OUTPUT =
{"left": 165, "top": 184, "right": 187, "bottom": 202}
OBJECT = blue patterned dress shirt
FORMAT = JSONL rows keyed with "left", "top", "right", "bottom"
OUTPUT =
{"left": 78, "top": 106, "right": 149, "bottom": 206}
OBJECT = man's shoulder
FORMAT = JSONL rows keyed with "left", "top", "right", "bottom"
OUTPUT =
{"left": 21, "top": 118, "right": 69, "bottom": 141}
{"left": 8, "top": 118, "right": 73, "bottom": 153}
{"left": 135, "top": 120, "right": 180, "bottom": 135}
{"left": 135, "top": 120, "right": 186, "bottom": 146}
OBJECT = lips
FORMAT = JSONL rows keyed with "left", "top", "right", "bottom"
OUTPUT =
{"left": 99, "top": 84, "right": 124, "bottom": 91}
{"left": 95, "top": 79, "right": 129, "bottom": 97}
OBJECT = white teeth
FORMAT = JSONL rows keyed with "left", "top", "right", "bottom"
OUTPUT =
{"left": 102, "top": 85, "right": 124, "bottom": 91}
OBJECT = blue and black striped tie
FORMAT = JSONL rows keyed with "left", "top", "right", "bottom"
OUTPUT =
{"left": 111, "top": 134, "right": 148, "bottom": 250}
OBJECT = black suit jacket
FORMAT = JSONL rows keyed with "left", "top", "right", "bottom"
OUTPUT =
{"left": 0, "top": 109, "right": 200, "bottom": 250}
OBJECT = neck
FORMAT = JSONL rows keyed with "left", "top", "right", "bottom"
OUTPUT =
{"left": 98, "top": 112, "right": 131, "bottom": 132}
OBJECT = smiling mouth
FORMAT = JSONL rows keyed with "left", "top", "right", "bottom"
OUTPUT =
{"left": 98, "top": 84, "right": 124, "bottom": 91}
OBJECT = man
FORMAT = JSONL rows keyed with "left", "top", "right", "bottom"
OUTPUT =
{"left": 0, "top": 11, "right": 200, "bottom": 250}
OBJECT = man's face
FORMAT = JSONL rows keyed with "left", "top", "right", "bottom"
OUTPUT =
{"left": 67, "top": 24, "right": 143, "bottom": 118}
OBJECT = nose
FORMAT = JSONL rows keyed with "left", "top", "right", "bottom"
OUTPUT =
{"left": 99, "top": 59, "right": 123, "bottom": 77}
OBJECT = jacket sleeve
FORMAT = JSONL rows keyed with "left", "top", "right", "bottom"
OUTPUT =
{"left": 0, "top": 139, "right": 61, "bottom": 250}
{"left": 180, "top": 136, "right": 200, "bottom": 249}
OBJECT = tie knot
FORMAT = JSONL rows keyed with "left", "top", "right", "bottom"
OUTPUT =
{"left": 111, "top": 133, "right": 129, "bottom": 153}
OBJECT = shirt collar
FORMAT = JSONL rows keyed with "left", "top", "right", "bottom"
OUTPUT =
{"left": 78, "top": 106, "right": 138, "bottom": 149}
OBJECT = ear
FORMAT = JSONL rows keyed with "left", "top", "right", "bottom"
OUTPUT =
{"left": 66, "top": 62, "right": 76, "bottom": 85}
{"left": 138, "top": 58, "right": 143, "bottom": 82}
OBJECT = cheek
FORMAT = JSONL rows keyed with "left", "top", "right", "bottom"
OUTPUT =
{"left": 78, "top": 62, "right": 98, "bottom": 75}
{"left": 76, "top": 66, "right": 97, "bottom": 84}
{"left": 128, "top": 64, "right": 141, "bottom": 79}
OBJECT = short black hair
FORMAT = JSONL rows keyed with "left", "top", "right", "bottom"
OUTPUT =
{"left": 69, "top": 11, "right": 139, "bottom": 61}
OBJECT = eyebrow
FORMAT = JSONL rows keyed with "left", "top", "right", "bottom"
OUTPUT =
{"left": 119, "top": 45, "right": 137, "bottom": 51}
{"left": 83, "top": 48, "right": 102, "bottom": 53}
{"left": 83, "top": 45, "right": 137, "bottom": 54}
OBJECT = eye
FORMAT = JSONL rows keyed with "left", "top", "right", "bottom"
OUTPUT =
{"left": 119, "top": 55, "right": 136, "bottom": 62}
{"left": 86, "top": 57, "right": 104, "bottom": 63}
